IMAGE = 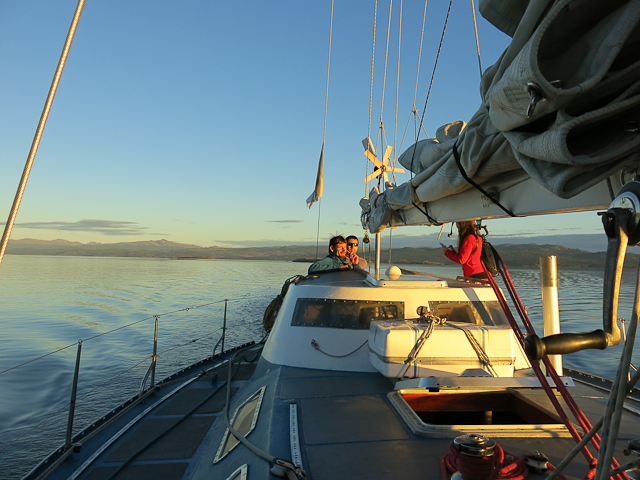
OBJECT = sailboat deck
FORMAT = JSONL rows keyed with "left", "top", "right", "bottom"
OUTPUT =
{"left": 46, "top": 355, "right": 640, "bottom": 480}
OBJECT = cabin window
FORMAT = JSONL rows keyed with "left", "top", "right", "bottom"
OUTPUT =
{"left": 417, "top": 301, "right": 508, "bottom": 326}
{"left": 292, "top": 298, "right": 404, "bottom": 329}
{"left": 214, "top": 387, "right": 266, "bottom": 463}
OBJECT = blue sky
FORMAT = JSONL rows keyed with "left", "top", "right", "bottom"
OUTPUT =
{"left": 0, "top": 1, "right": 608, "bottom": 250}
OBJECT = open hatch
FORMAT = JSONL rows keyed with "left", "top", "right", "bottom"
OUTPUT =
{"left": 389, "top": 388, "right": 571, "bottom": 438}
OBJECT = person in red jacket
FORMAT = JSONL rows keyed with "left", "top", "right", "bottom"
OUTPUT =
{"left": 441, "top": 221, "right": 487, "bottom": 279}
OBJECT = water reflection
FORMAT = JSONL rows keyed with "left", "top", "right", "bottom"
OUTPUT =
{"left": 0, "top": 256, "right": 638, "bottom": 478}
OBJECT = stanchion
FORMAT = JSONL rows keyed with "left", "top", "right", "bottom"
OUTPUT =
{"left": 222, "top": 300, "right": 228, "bottom": 353}
{"left": 150, "top": 316, "right": 159, "bottom": 389}
{"left": 65, "top": 340, "right": 82, "bottom": 450}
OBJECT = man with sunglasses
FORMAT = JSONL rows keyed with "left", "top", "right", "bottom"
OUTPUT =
{"left": 308, "top": 235, "right": 351, "bottom": 273}
{"left": 346, "top": 235, "right": 368, "bottom": 270}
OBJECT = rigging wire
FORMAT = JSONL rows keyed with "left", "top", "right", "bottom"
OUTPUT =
{"left": 365, "top": 0, "right": 378, "bottom": 196}
{"left": 407, "top": 0, "right": 453, "bottom": 183}
{"left": 392, "top": 0, "right": 403, "bottom": 182}
{"left": 470, "top": 0, "right": 483, "bottom": 77}
{"left": 417, "top": 0, "right": 453, "bottom": 141}
{"left": 0, "top": 0, "right": 86, "bottom": 271}
{"left": 315, "top": 0, "right": 334, "bottom": 259}
{"left": 396, "top": 0, "right": 430, "bottom": 164}
{"left": 413, "top": 0, "right": 429, "bottom": 111}
{"left": 379, "top": 0, "right": 394, "bottom": 140}
{"left": 0, "top": 295, "right": 263, "bottom": 377}
{"left": 0, "top": 354, "right": 153, "bottom": 454}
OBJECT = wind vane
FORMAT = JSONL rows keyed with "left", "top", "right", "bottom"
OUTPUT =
{"left": 362, "top": 137, "right": 405, "bottom": 184}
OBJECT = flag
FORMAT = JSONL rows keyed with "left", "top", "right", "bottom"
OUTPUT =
{"left": 306, "top": 144, "right": 324, "bottom": 208}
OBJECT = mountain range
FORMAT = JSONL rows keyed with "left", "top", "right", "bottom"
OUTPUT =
{"left": 6, "top": 238, "right": 638, "bottom": 270}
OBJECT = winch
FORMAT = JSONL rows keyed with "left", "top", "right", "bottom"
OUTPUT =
{"left": 453, "top": 434, "right": 496, "bottom": 457}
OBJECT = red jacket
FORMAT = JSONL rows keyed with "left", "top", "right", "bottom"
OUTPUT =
{"left": 444, "top": 234, "right": 484, "bottom": 277}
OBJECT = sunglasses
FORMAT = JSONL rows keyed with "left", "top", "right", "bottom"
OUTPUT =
{"left": 347, "top": 243, "right": 358, "bottom": 247}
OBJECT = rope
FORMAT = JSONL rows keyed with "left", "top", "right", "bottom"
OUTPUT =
{"left": 310, "top": 338, "right": 368, "bottom": 358}
{"left": 448, "top": 323, "right": 498, "bottom": 377}
{"left": 0, "top": 0, "right": 86, "bottom": 271}
{"left": 314, "top": 1, "right": 333, "bottom": 257}
{"left": 366, "top": 0, "right": 378, "bottom": 196}
{"left": 106, "top": 345, "right": 263, "bottom": 480}
{"left": 470, "top": 0, "right": 483, "bottom": 77}
{"left": 442, "top": 442, "right": 529, "bottom": 480}
{"left": 413, "top": 0, "right": 428, "bottom": 110}
{"left": 409, "top": 0, "right": 453, "bottom": 177}
{"left": 411, "top": 200, "right": 441, "bottom": 225}
{"left": 452, "top": 142, "right": 516, "bottom": 217}
{"left": 398, "top": 316, "right": 441, "bottom": 377}
{"left": 223, "top": 349, "right": 306, "bottom": 479}
{"left": 392, "top": 0, "right": 403, "bottom": 179}
{"left": 315, "top": 196, "right": 322, "bottom": 261}
{"left": 323, "top": 1, "right": 333, "bottom": 144}
{"left": 379, "top": 0, "right": 393, "bottom": 132}
{"left": 485, "top": 258, "right": 632, "bottom": 480}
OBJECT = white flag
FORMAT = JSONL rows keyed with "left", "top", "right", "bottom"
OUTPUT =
{"left": 306, "top": 144, "right": 324, "bottom": 208}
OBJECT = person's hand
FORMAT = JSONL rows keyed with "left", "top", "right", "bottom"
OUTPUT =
{"left": 350, "top": 253, "right": 359, "bottom": 264}
{"left": 440, "top": 245, "right": 448, "bottom": 253}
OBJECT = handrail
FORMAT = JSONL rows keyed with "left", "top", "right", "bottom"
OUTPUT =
{"left": 0, "top": 294, "right": 272, "bottom": 471}
{"left": 0, "top": 295, "right": 266, "bottom": 377}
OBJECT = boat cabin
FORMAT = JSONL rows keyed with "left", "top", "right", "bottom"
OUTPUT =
{"left": 262, "top": 269, "right": 530, "bottom": 377}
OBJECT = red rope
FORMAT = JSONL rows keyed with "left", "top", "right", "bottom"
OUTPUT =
{"left": 546, "top": 461, "right": 569, "bottom": 480}
{"left": 441, "top": 442, "right": 528, "bottom": 480}
{"left": 482, "top": 259, "right": 629, "bottom": 480}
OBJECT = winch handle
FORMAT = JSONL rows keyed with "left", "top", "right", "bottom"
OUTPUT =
{"left": 525, "top": 331, "right": 608, "bottom": 361}
{"left": 525, "top": 182, "right": 640, "bottom": 361}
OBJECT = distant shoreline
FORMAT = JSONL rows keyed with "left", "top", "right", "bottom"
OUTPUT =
{"left": 6, "top": 238, "right": 636, "bottom": 270}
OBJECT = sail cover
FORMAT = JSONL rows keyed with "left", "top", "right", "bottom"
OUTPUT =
{"left": 363, "top": 0, "right": 640, "bottom": 233}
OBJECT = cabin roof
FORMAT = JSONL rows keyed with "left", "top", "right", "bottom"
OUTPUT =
{"left": 301, "top": 268, "right": 489, "bottom": 290}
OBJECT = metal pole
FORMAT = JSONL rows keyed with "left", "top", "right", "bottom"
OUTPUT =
{"left": 620, "top": 319, "right": 633, "bottom": 383}
{"left": 222, "top": 300, "right": 228, "bottom": 353}
{"left": 540, "top": 256, "right": 563, "bottom": 375}
{"left": 150, "top": 316, "right": 159, "bottom": 389}
{"left": 0, "top": 0, "right": 86, "bottom": 271}
{"left": 65, "top": 340, "right": 82, "bottom": 450}
{"left": 375, "top": 233, "right": 381, "bottom": 279}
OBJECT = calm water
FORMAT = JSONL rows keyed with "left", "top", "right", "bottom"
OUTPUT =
{"left": 0, "top": 255, "right": 638, "bottom": 479}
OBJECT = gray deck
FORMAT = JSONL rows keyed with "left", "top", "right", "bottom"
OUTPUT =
{"left": 40, "top": 352, "right": 640, "bottom": 480}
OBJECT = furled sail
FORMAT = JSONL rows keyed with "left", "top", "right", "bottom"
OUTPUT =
{"left": 362, "top": 0, "right": 640, "bottom": 233}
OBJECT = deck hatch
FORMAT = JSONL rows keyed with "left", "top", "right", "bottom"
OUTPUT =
{"left": 292, "top": 298, "right": 404, "bottom": 329}
{"left": 389, "top": 389, "right": 571, "bottom": 438}
{"left": 214, "top": 386, "right": 266, "bottom": 463}
{"left": 225, "top": 464, "right": 248, "bottom": 480}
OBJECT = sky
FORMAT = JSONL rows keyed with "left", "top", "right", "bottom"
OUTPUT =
{"left": 0, "top": 1, "right": 611, "bottom": 251}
